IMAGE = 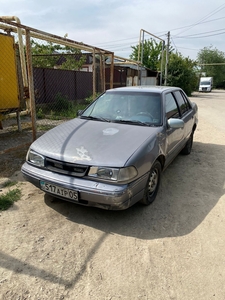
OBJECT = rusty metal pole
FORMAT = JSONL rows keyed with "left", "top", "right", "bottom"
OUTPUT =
{"left": 25, "top": 29, "right": 37, "bottom": 141}
{"left": 99, "top": 53, "right": 103, "bottom": 92}
{"left": 92, "top": 48, "right": 96, "bottom": 98}
{"left": 102, "top": 54, "right": 106, "bottom": 92}
{"left": 140, "top": 30, "right": 144, "bottom": 85}
{"left": 110, "top": 53, "right": 114, "bottom": 89}
{"left": 160, "top": 41, "right": 165, "bottom": 86}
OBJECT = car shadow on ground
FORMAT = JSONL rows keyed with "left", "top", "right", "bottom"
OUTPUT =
{"left": 45, "top": 141, "right": 225, "bottom": 240}
{"left": 1, "top": 140, "right": 224, "bottom": 292}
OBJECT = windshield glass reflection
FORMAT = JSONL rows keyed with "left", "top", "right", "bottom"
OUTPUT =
{"left": 81, "top": 91, "right": 162, "bottom": 125}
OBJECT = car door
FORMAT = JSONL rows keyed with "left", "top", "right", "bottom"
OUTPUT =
{"left": 164, "top": 92, "right": 184, "bottom": 164}
{"left": 173, "top": 90, "right": 193, "bottom": 139}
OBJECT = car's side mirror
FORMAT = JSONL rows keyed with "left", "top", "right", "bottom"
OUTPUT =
{"left": 167, "top": 118, "right": 184, "bottom": 129}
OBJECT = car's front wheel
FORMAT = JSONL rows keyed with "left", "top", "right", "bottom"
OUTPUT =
{"left": 140, "top": 160, "right": 161, "bottom": 206}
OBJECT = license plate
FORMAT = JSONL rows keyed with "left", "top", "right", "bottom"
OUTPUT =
{"left": 40, "top": 181, "right": 78, "bottom": 201}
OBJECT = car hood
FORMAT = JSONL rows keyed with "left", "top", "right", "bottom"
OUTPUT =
{"left": 31, "top": 118, "right": 159, "bottom": 167}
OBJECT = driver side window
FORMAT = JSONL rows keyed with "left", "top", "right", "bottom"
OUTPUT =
{"left": 165, "top": 93, "right": 179, "bottom": 119}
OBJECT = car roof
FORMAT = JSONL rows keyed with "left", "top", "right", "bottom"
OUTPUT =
{"left": 106, "top": 85, "right": 181, "bottom": 94}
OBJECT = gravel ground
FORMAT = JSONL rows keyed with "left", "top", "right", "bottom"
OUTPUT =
{"left": 0, "top": 117, "right": 65, "bottom": 178}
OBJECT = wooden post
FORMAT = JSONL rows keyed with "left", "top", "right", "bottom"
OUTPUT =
{"left": 110, "top": 53, "right": 114, "bottom": 89}
{"left": 25, "top": 29, "right": 37, "bottom": 141}
{"left": 93, "top": 48, "right": 96, "bottom": 98}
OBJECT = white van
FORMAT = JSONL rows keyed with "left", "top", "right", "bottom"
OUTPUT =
{"left": 199, "top": 77, "right": 213, "bottom": 92}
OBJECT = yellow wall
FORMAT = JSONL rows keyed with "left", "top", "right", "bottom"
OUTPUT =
{"left": 0, "top": 33, "right": 20, "bottom": 111}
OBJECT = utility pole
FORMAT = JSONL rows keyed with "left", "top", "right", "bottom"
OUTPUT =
{"left": 164, "top": 31, "right": 170, "bottom": 86}
{"left": 160, "top": 41, "right": 165, "bottom": 86}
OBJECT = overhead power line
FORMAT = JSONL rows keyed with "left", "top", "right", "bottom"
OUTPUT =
{"left": 174, "top": 30, "right": 225, "bottom": 39}
{"left": 176, "top": 3, "right": 225, "bottom": 35}
{"left": 89, "top": 3, "right": 225, "bottom": 61}
{"left": 173, "top": 27, "right": 225, "bottom": 38}
{"left": 198, "top": 63, "right": 225, "bottom": 65}
{"left": 157, "top": 16, "right": 225, "bottom": 34}
{"left": 93, "top": 6, "right": 225, "bottom": 54}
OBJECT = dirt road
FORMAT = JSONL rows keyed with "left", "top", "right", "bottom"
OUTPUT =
{"left": 0, "top": 90, "right": 225, "bottom": 300}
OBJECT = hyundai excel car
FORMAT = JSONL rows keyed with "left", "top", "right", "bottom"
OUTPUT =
{"left": 21, "top": 86, "right": 198, "bottom": 210}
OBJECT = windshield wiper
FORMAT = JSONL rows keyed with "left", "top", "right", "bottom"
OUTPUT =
{"left": 113, "top": 119, "right": 149, "bottom": 126}
{"left": 80, "top": 115, "right": 110, "bottom": 122}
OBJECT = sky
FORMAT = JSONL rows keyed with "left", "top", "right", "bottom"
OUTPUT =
{"left": 0, "top": 0, "right": 225, "bottom": 61}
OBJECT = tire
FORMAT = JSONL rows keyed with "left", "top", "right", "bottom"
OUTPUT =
{"left": 140, "top": 160, "right": 161, "bottom": 206}
{"left": 181, "top": 133, "right": 193, "bottom": 155}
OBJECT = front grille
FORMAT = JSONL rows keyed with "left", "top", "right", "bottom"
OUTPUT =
{"left": 45, "top": 157, "right": 89, "bottom": 177}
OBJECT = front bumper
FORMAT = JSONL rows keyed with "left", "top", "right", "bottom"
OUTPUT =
{"left": 199, "top": 87, "right": 211, "bottom": 92}
{"left": 21, "top": 162, "right": 147, "bottom": 210}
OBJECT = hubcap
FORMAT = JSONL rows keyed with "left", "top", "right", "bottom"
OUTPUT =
{"left": 148, "top": 169, "right": 158, "bottom": 196}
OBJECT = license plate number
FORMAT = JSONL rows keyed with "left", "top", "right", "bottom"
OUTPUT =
{"left": 40, "top": 181, "right": 78, "bottom": 201}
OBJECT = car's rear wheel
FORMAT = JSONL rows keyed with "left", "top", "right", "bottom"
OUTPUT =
{"left": 140, "top": 160, "right": 161, "bottom": 206}
{"left": 181, "top": 133, "right": 193, "bottom": 155}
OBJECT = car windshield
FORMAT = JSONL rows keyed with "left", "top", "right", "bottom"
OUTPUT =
{"left": 81, "top": 91, "right": 162, "bottom": 126}
{"left": 201, "top": 81, "right": 210, "bottom": 85}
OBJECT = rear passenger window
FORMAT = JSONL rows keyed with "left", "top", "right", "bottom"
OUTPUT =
{"left": 174, "top": 91, "right": 190, "bottom": 115}
{"left": 165, "top": 93, "right": 179, "bottom": 119}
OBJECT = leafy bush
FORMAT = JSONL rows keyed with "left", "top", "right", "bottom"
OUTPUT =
{"left": 36, "top": 93, "right": 89, "bottom": 120}
{"left": 36, "top": 108, "right": 45, "bottom": 119}
{"left": 0, "top": 188, "right": 21, "bottom": 210}
{"left": 54, "top": 93, "right": 72, "bottom": 112}
{"left": 166, "top": 53, "right": 198, "bottom": 96}
{"left": 85, "top": 93, "right": 101, "bottom": 104}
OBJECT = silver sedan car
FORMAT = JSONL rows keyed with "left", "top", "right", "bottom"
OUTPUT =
{"left": 22, "top": 86, "right": 198, "bottom": 210}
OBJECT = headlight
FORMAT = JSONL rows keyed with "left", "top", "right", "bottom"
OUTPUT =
{"left": 88, "top": 166, "right": 137, "bottom": 183}
{"left": 27, "top": 149, "right": 45, "bottom": 167}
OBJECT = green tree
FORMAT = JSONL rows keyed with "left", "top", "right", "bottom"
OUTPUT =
{"left": 30, "top": 40, "right": 85, "bottom": 70}
{"left": 130, "top": 39, "right": 165, "bottom": 71}
{"left": 57, "top": 45, "right": 86, "bottom": 70}
{"left": 197, "top": 46, "right": 225, "bottom": 88}
{"left": 31, "top": 40, "right": 59, "bottom": 68}
{"left": 166, "top": 53, "right": 198, "bottom": 96}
